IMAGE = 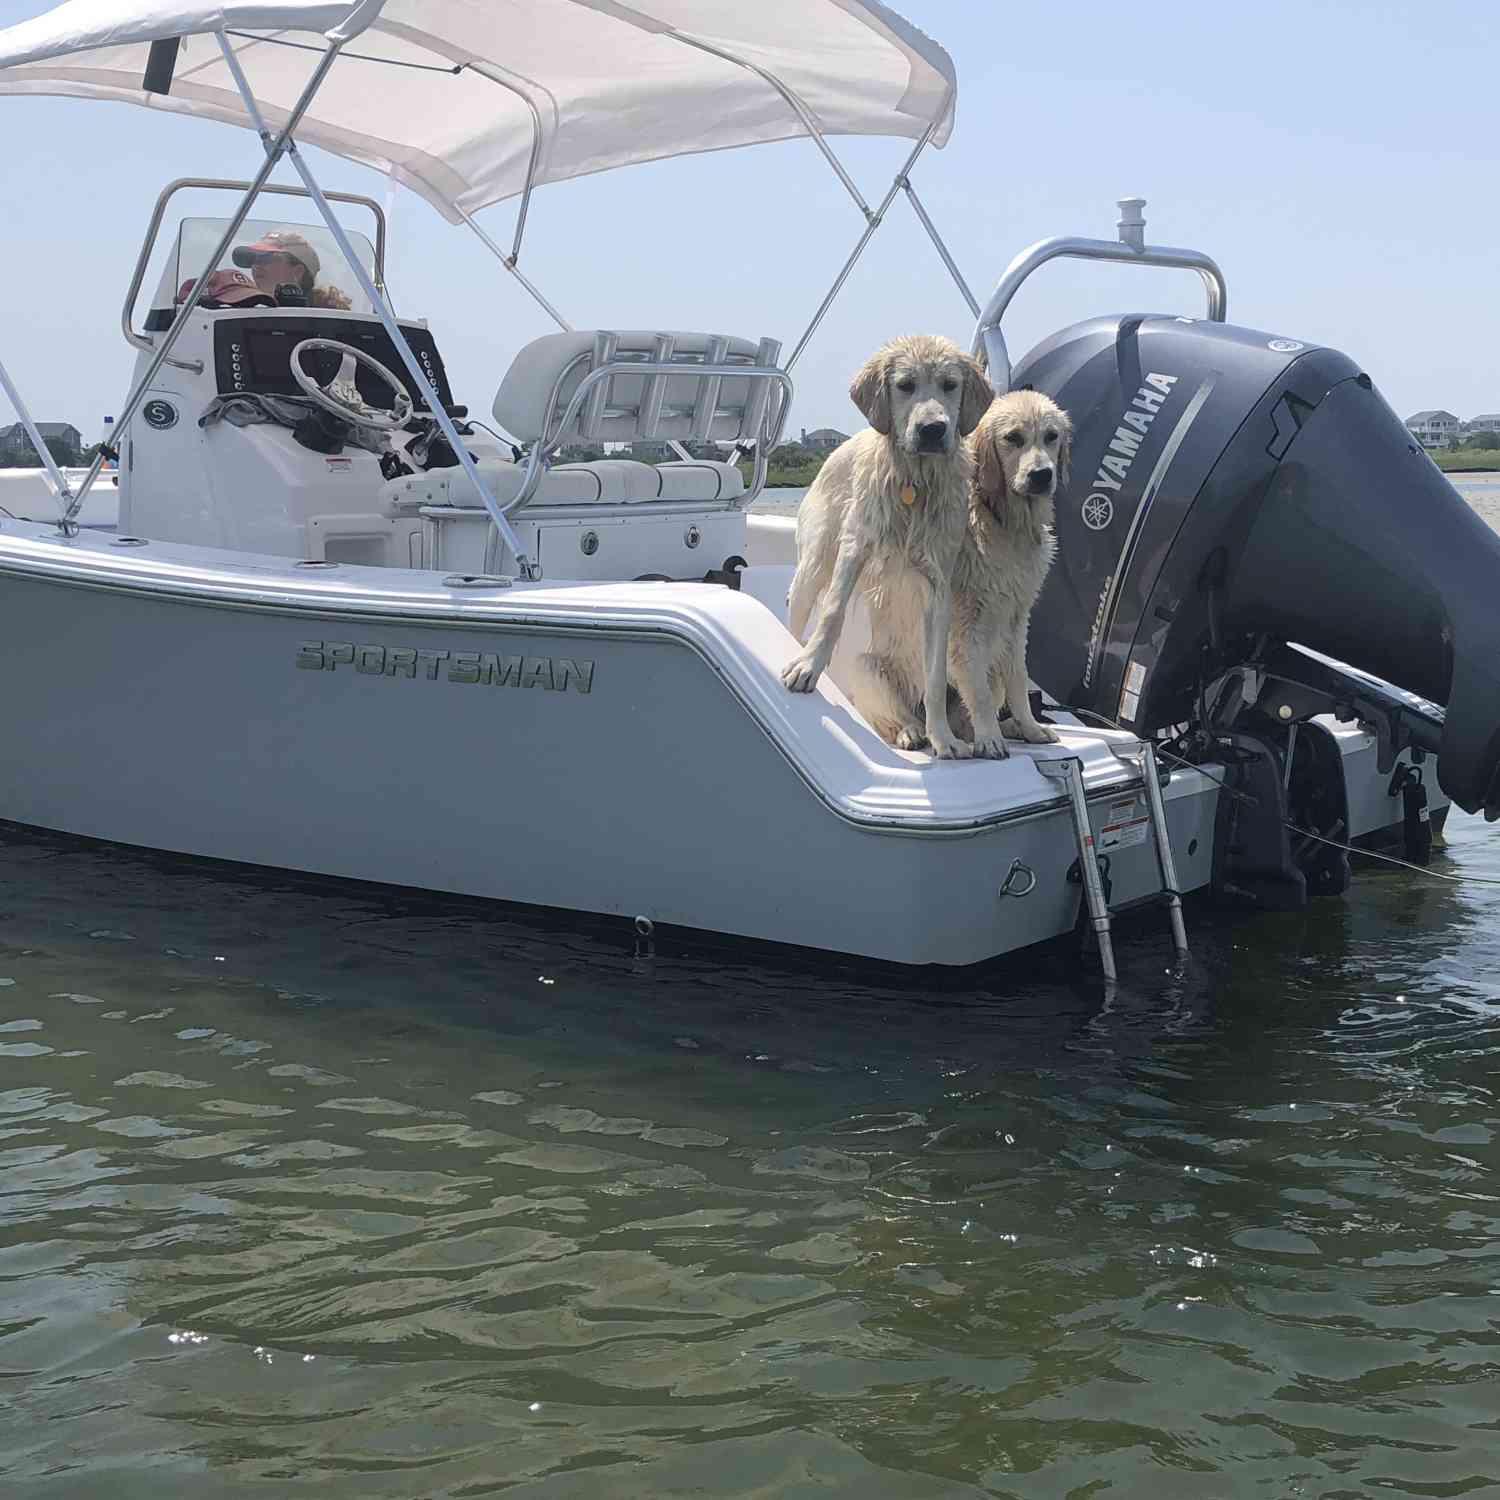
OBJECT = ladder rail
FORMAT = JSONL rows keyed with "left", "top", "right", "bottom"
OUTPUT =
{"left": 1038, "top": 756, "right": 1118, "bottom": 983}
{"left": 1039, "top": 740, "right": 1191, "bottom": 980}
{"left": 1136, "top": 742, "right": 1190, "bottom": 956}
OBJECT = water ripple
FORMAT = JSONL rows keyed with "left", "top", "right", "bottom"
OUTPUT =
{"left": 0, "top": 820, "right": 1497, "bottom": 1494}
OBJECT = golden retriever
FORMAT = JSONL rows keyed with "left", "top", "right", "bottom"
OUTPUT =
{"left": 782, "top": 334, "right": 993, "bottom": 759}
{"left": 946, "top": 389, "right": 1072, "bottom": 757}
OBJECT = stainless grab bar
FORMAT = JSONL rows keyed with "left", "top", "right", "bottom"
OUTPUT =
{"left": 507, "top": 357, "right": 792, "bottom": 521}
{"left": 972, "top": 198, "right": 1227, "bottom": 392}
{"left": 122, "top": 177, "right": 389, "bottom": 369}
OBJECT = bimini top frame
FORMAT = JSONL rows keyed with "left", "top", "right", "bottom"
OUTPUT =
{"left": 0, "top": 0, "right": 983, "bottom": 571}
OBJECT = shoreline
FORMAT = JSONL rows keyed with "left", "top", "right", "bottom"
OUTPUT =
{"left": 755, "top": 473, "right": 1500, "bottom": 534}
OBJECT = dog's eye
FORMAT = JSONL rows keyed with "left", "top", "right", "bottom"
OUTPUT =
{"left": 1004, "top": 432, "right": 1023, "bottom": 447}
{"left": 895, "top": 377, "right": 916, "bottom": 394}
{"left": 1045, "top": 430, "right": 1059, "bottom": 444}
{"left": 940, "top": 378, "right": 959, "bottom": 393}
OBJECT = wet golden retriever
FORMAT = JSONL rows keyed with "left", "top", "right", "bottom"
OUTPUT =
{"left": 782, "top": 334, "right": 993, "bottom": 759}
{"left": 947, "top": 389, "right": 1072, "bottom": 756}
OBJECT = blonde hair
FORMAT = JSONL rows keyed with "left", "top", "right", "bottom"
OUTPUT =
{"left": 310, "top": 284, "right": 352, "bottom": 311}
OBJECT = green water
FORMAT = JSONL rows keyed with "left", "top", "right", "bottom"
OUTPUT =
{"left": 2, "top": 806, "right": 1498, "bottom": 1498}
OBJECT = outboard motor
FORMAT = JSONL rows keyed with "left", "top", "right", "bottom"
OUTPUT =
{"left": 1015, "top": 313, "right": 1500, "bottom": 820}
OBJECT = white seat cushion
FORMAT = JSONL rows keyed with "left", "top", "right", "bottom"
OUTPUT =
{"left": 382, "top": 459, "right": 632, "bottom": 510}
{"left": 655, "top": 460, "right": 745, "bottom": 501}
{"left": 383, "top": 455, "right": 744, "bottom": 512}
{"left": 580, "top": 460, "right": 660, "bottom": 503}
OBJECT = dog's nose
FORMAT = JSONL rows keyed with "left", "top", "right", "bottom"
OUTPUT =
{"left": 917, "top": 420, "right": 948, "bottom": 448}
{"left": 1027, "top": 467, "right": 1053, "bottom": 494}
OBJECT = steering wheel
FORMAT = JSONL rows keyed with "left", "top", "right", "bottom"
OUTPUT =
{"left": 290, "top": 337, "right": 414, "bottom": 431}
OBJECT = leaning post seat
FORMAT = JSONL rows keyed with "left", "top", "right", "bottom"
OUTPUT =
{"left": 490, "top": 330, "right": 788, "bottom": 513}
{"left": 382, "top": 454, "right": 746, "bottom": 512}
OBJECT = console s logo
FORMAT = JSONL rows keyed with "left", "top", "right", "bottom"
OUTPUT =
{"left": 1267, "top": 338, "right": 1304, "bottom": 353}
{"left": 143, "top": 399, "right": 179, "bottom": 430}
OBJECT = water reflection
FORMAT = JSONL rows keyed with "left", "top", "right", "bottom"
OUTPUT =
{"left": 1, "top": 818, "right": 1497, "bottom": 1496}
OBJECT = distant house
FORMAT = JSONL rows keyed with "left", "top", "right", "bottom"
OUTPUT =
{"left": 0, "top": 421, "right": 83, "bottom": 464}
{"left": 627, "top": 439, "right": 675, "bottom": 463}
{"left": 1404, "top": 410, "right": 1462, "bottom": 449}
{"left": 1463, "top": 413, "right": 1500, "bottom": 440}
{"left": 800, "top": 427, "right": 849, "bottom": 453}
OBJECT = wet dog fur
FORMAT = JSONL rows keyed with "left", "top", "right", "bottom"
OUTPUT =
{"left": 782, "top": 334, "right": 993, "bottom": 759}
{"left": 945, "top": 389, "right": 1072, "bottom": 756}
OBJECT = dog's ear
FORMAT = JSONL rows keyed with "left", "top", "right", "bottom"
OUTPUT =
{"left": 1054, "top": 406, "right": 1073, "bottom": 489}
{"left": 850, "top": 350, "right": 893, "bottom": 435}
{"left": 974, "top": 417, "right": 1007, "bottom": 507}
{"left": 959, "top": 356, "right": 995, "bottom": 437}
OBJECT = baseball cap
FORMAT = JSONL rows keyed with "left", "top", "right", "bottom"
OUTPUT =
{"left": 232, "top": 229, "right": 321, "bottom": 277}
{"left": 174, "top": 268, "right": 275, "bottom": 307}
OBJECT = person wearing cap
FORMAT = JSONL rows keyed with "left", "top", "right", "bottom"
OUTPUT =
{"left": 174, "top": 268, "right": 275, "bottom": 308}
{"left": 232, "top": 229, "right": 353, "bottom": 311}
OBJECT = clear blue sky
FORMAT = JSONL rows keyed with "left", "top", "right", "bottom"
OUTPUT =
{"left": 0, "top": 0, "right": 1496, "bottom": 445}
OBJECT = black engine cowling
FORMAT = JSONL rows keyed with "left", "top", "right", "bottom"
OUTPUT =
{"left": 1014, "top": 314, "right": 1500, "bottom": 818}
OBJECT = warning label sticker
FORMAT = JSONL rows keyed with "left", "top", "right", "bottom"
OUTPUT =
{"left": 1118, "top": 660, "right": 1147, "bottom": 724}
{"left": 1099, "top": 795, "right": 1150, "bottom": 851}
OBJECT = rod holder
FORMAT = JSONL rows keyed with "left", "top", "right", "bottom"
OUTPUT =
{"left": 1116, "top": 196, "right": 1146, "bottom": 253}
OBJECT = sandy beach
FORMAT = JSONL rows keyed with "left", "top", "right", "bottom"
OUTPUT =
{"left": 1451, "top": 471, "right": 1500, "bottom": 533}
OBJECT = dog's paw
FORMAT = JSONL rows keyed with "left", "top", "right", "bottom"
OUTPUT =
{"left": 893, "top": 727, "right": 929, "bottom": 751}
{"left": 781, "top": 654, "right": 822, "bottom": 693}
{"left": 1002, "top": 715, "right": 1060, "bottom": 745}
{"left": 972, "top": 732, "right": 1011, "bottom": 760}
{"left": 929, "top": 733, "right": 973, "bottom": 761}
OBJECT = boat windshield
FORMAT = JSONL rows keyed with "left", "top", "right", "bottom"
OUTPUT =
{"left": 145, "top": 216, "right": 377, "bottom": 328}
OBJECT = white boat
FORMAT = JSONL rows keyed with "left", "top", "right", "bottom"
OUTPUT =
{"left": 0, "top": 468, "right": 119, "bottom": 530}
{"left": 0, "top": 1, "right": 1484, "bottom": 974}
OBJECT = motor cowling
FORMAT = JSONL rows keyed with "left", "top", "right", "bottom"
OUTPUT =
{"left": 1015, "top": 314, "right": 1500, "bottom": 818}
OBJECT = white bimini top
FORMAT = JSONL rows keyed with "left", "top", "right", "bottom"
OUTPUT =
{"left": 0, "top": 0, "right": 957, "bottom": 222}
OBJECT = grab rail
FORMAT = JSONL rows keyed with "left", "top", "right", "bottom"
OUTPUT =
{"left": 972, "top": 198, "right": 1227, "bottom": 392}
{"left": 122, "top": 177, "right": 388, "bottom": 371}
{"left": 506, "top": 342, "right": 791, "bottom": 519}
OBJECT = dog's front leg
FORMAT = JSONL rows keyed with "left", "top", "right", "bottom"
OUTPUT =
{"left": 950, "top": 630, "right": 1008, "bottom": 759}
{"left": 997, "top": 617, "right": 1060, "bottom": 745}
{"left": 920, "top": 578, "right": 971, "bottom": 760}
{"left": 781, "top": 531, "right": 868, "bottom": 692}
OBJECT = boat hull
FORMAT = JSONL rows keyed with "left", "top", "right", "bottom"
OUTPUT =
{"left": 0, "top": 524, "right": 1221, "bottom": 966}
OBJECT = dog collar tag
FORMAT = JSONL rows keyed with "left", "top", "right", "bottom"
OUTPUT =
{"left": 900, "top": 484, "right": 917, "bottom": 506}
